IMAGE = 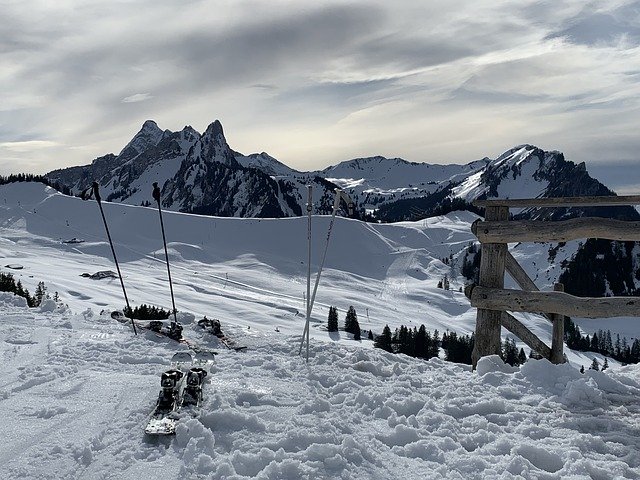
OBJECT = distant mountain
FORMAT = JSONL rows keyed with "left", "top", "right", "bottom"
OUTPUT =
{"left": 46, "top": 120, "right": 636, "bottom": 222}
{"left": 449, "top": 144, "right": 638, "bottom": 221}
{"left": 47, "top": 120, "right": 341, "bottom": 218}
{"left": 41, "top": 120, "right": 640, "bottom": 302}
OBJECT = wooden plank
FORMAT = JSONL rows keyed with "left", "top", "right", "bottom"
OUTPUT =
{"left": 504, "top": 252, "right": 553, "bottom": 323}
{"left": 501, "top": 312, "right": 552, "bottom": 360}
{"left": 474, "top": 195, "right": 640, "bottom": 208}
{"left": 550, "top": 283, "right": 565, "bottom": 364}
{"left": 472, "top": 205, "right": 509, "bottom": 369}
{"left": 473, "top": 217, "right": 640, "bottom": 243}
{"left": 470, "top": 286, "right": 640, "bottom": 319}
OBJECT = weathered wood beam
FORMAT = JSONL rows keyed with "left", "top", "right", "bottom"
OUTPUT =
{"left": 474, "top": 195, "right": 640, "bottom": 208}
{"left": 472, "top": 217, "right": 640, "bottom": 243}
{"left": 469, "top": 285, "right": 640, "bottom": 319}
{"left": 472, "top": 206, "right": 509, "bottom": 369}
{"left": 550, "top": 283, "right": 565, "bottom": 364}
{"left": 501, "top": 312, "right": 552, "bottom": 360}
{"left": 504, "top": 252, "right": 553, "bottom": 323}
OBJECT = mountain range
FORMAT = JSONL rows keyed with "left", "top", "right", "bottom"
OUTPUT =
{"left": 46, "top": 119, "right": 636, "bottom": 222}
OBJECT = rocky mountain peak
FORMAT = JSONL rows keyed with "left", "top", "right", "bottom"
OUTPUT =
{"left": 119, "top": 120, "right": 165, "bottom": 160}
{"left": 194, "top": 120, "right": 237, "bottom": 167}
{"left": 203, "top": 120, "right": 224, "bottom": 140}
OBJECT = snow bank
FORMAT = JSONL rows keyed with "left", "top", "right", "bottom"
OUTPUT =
{"left": 4, "top": 302, "right": 639, "bottom": 479}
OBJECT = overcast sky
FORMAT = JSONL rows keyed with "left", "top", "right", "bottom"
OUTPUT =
{"left": 1, "top": 1, "right": 639, "bottom": 182}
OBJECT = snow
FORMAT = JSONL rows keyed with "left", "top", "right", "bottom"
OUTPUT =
{"left": 1, "top": 183, "right": 640, "bottom": 478}
{"left": 314, "top": 156, "right": 486, "bottom": 210}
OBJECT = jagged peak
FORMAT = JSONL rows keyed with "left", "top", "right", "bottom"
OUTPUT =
{"left": 181, "top": 125, "right": 199, "bottom": 135}
{"left": 119, "top": 120, "right": 165, "bottom": 157}
{"left": 141, "top": 119, "right": 160, "bottom": 131}
{"left": 203, "top": 120, "right": 225, "bottom": 139}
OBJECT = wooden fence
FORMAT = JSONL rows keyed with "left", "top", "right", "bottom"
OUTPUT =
{"left": 465, "top": 195, "right": 640, "bottom": 368}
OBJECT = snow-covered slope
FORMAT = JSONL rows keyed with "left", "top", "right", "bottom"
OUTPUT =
{"left": 314, "top": 156, "right": 488, "bottom": 211}
{"left": 1, "top": 182, "right": 634, "bottom": 357}
{"left": 235, "top": 152, "right": 299, "bottom": 177}
{"left": 2, "top": 297, "right": 640, "bottom": 479}
{"left": 2, "top": 182, "right": 640, "bottom": 478}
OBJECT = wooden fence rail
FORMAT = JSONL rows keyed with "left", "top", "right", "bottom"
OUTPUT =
{"left": 467, "top": 286, "right": 640, "bottom": 319}
{"left": 472, "top": 218, "right": 640, "bottom": 243}
{"left": 468, "top": 194, "right": 640, "bottom": 369}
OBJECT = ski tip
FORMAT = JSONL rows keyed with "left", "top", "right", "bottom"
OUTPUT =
{"left": 171, "top": 352, "right": 193, "bottom": 364}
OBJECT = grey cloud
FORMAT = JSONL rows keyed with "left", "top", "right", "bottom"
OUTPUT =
{"left": 2, "top": 0, "right": 640, "bottom": 174}
{"left": 449, "top": 86, "right": 549, "bottom": 105}
{"left": 549, "top": 2, "right": 640, "bottom": 46}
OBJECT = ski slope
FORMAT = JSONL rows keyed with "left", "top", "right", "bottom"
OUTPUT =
{"left": 1, "top": 183, "right": 640, "bottom": 478}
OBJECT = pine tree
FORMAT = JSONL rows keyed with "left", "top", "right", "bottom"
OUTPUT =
{"left": 580, "top": 365, "right": 585, "bottom": 374}
{"left": 632, "top": 340, "right": 640, "bottom": 363}
{"left": 353, "top": 316, "right": 361, "bottom": 340}
{"left": 35, "top": 282, "right": 46, "bottom": 306}
{"left": 398, "top": 325, "right": 412, "bottom": 355}
{"left": 327, "top": 306, "right": 338, "bottom": 332}
{"left": 605, "top": 330, "right": 613, "bottom": 356}
{"left": 374, "top": 325, "right": 393, "bottom": 352}
{"left": 429, "top": 329, "right": 440, "bottom": 359}
{"left": 345, "top": 306, "right": 357, "bottom": 334}
{"left": 590, "top": 358, "right": 600, "bottom": 371}
{"left": 368, "top": 330, "right": 373, "bottom": 340}
{"left": 344, "top": 305, "right": 357, "bottom": 333}
{"left": 502, "top": 338, "right": 519, "bottom": 366}
{"left": 602, "top": 358, "right": 609, "bottom": 371}
{"left": 414, "top": 325, "right": 428, "bottom": 359}
{"left": 517, "top": 348, "right": 527, "bottom": 365}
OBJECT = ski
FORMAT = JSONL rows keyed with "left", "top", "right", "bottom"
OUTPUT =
{"left": 197, "top": 317, "right": 247, "bottom": 351}
{"left": 111, "top": 311, "right": 184, "bottom": 342}
{"left": 144, "top": 352, "right": 193, "bottom": 436}
{"left": 111, "top": 311, "right": 219, "bottom": 359}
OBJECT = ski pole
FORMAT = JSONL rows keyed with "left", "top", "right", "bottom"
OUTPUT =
{"left": 91, "top": 182, "right": 137, "bottom": 335}
{"left": 153, "top": 182, "right": 178, "bottom": 326}
{"left": 298, "top": 185, "right": 312, "bottom": 359}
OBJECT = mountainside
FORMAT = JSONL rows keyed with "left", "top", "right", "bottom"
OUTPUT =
{"left": 47, "top": 121, "right": 341, "bottom": 218}
{"left": 46, "top": 121, "right": 635, "bottom": 224}
{"left": 43, "top": 121, "right": 640, "bottom": 303}
{"left": 450, "top": 144, "right": 639, "bottom": 221}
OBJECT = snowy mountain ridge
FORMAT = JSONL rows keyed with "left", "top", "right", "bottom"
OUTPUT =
{"left": 46, "top": 120, "right": 629, "bottom": 221}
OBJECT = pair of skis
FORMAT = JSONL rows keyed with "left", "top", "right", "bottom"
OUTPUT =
{"left": 145, "top": 351, "right": 212, "bottom": 436}
{"left": 197, "top": 317, "right": 247, "bottom": 351}
{"left": 84, "top": 181, "right": 179, "bottom": 337}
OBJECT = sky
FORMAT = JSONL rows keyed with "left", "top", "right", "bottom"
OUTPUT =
{"left": 1, "top": 0, "right": 640, "bottom": 183}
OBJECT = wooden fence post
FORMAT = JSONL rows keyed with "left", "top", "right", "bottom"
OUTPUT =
{"left": 472, "top": 205, "right": 509, "bottom": 369}
{"left": 550, "top": 283, "right": 565, "bottom": 364}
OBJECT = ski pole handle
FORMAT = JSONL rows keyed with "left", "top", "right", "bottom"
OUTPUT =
{"left": 92, "top": 182, "right": 101, "bottom": 203}
{"left": 152, "top": 182, "right": 161, "bottom": 203}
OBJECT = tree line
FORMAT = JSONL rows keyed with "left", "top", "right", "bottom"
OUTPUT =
{"left": 0, "top": 173, "right": 71, "bottom": 196}
{"left": 328, "top": 305, "right": 531, "bottom": 367}
{"left": 371, "top": 323, "right": 528, "bottom": 367}
{"left": 123, "top": 304, "right": 171, "bottom": 320}
{"left": 565, "top": 318, "right": 640, "bottom": 365}
{"left": 0, "top": 273, "right": 57, "bottom": 308}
